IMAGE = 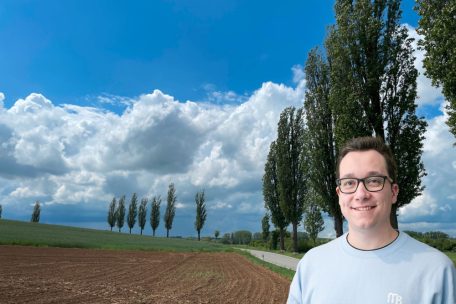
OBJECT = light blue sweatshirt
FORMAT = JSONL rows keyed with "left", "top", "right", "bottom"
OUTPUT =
{"left": 287, "top": 232, "right": 456, "bottom": 304}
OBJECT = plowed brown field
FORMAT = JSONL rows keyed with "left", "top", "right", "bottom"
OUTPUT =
{"left": 0, "top": 246, "right": 290, "bottom": 304}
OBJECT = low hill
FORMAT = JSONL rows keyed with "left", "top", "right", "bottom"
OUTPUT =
{"left": 0, "top": 219, "right": 227, "bottom": 252}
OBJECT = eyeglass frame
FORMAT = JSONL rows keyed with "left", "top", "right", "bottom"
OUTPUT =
{"left": 336, "top": 175, "right": 394, "bottom": 194}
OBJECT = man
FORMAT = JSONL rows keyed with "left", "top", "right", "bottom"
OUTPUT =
{"left": 288, "top": 136, "right": 456, "bottom": 304}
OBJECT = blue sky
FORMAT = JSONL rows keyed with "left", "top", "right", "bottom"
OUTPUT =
{"left": 1, "top": 0, "right": 455, "bottom": 238}
{"left": 1, "top": 0, "right": 334, "bottom": 106}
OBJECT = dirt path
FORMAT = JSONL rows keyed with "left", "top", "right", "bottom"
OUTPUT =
{"left": 0, "top": 245, "right": 290, "bottom": 304}
{"left": 237, "top": 248, "right": 300, "bottom": 270}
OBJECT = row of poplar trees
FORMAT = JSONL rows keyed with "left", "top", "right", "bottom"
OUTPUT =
{"left": 263, "top": 0, "right": 431, "bottom": 253}
{"left": 107, "top": 183, "right": 208, "bottom": 240}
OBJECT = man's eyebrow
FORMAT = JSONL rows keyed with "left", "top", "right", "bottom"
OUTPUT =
{"left": 339, "top": 173, "right": 356, "bottom": 178}
{"left": 339, "top": 171, "right": 384, "bottom": 178}
{"left": 365, "top": 171, "right": 384, "bottom": 176}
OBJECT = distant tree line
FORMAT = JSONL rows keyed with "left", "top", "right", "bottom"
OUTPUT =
{"left": 220, "top": 228, "right": 323, "bottom": 253}
{"left": 405, "top": 230, "right": 456, "bottom": 252}
{"left": 107, "top": 183, "right": 208, "bottom": 239}
{"left": 219, "top": 227, "right": 455, "bottom": 254}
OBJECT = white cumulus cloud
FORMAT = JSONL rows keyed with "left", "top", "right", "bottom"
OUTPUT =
{"left": 0, "top": 80, "right": 304, "bottom": 234}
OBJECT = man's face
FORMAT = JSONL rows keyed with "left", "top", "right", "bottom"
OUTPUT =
{"left": 337, "top": 150, "right": 399, "bottom": 233}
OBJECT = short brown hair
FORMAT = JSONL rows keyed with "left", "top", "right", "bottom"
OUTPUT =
{"left": 336, "top": 136, "right": 397, "bottom": 182}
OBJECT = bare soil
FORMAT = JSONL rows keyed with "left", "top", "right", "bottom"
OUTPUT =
{"left": 0, "top": 245, "right": 290, "bottom": 304}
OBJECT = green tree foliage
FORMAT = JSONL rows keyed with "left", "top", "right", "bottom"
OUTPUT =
{"left": 164, "top": 183, "right": 177, "bottom": 238}
{"left": 261, "top": 213, "right": 270, "bottom": 241}
{"left": 416, "top": 0, "right": 456, "bottom": 142}
{"left": 304, "top": 202, "right": 325, "bottom": 245}
{"left": 232, "top": 230, "right": 253, "bottom": 245}
{"left": 221, "top": 233, "right": 232, "bottom": 244}
{"left": 127, "top": 193, "right": 138, "bottom": 234}
{"left": 304, "top": 48, "right": 344, "bottom": 237}
{"left": 214, "top": 230, "right": 220, "bottom": 239}
{"left": 405, "top": 230, "right": 455, "bottom": 252}
{"left": 150, "top": 195, "right": 161, "bottom": 236}
{"left": 325, "top": 0, "right": 427, "bottom": 228}
{"left": 138, "top": 197, "right": 148, "bottom": 235}
{"left": 116, "top": 195, "right": 126, "bottom": 232}
{"left": 269, "top": 230, "right": 280, "bottom": 250}
{"left": 251, "top": 232, "right": 262, "bottom": 241}
{"left": 107, "top": 197, "right": 117, "bottom": 231}
{"left": 31, "top": 201, "right": 40, "bottom": 223}
{"left": 194, "top": 190, "right": 207, "bottom": 241}
{"left": 263, "top": 141, "right": 289, "bottom": 251}
{"left": 0, "top": 204, "right": 2, "bottom": 219}
{"left": 276, "top": 107, "right": 308, "bottom": 252}
{"left": 423, "top": 231, "right": 450, "bottom": 239}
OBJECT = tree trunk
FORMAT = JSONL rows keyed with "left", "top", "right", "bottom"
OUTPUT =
{"left": 279, "top": 228, "right": 285, "bottom": 251}
{"left": 166, "top": 229, "right": 169, "bottom": 238}
{"left": 140, "top": 229, "right": 143, "bottom": 235}
{"left": 153, "top": 229, "right": 156, "bottom": 237}
{"left": 292, "top": 223, "right": 298, "bottom": 253}
{"left": 390, "top": 204, "right": 398, "bottom": 230}
{"left": 110, "top": 227, "right": 113, "bottom": 232}
{"left": 334, "top": 211, "right": 344, "bottom": 237}
{"left": 129, "top": 228, "right": 132, "bottom": 234}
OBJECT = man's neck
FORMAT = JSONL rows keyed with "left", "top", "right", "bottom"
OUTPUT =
{"left": 347, "top": 227, "right": 399, "bottom": 251}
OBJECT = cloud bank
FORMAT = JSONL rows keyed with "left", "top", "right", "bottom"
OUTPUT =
{"left": 0, "top": 80, "right": 305, "bottom": 235}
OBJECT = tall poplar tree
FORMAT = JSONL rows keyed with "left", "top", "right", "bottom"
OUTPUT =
{"left": 31, "top": 201, "right": 41, "bottom": 223}
{"left": 0, "top": 204, "right": 2, "bottom": 219}
{"left": 150, "top": 196, "right": 161, "bottom": 236}
{"left": 138, "top": 197, "right": 148, "bottom": 235}
{"left": 304, "top": 199, "right": 325, "bottom": 245}
{"left": 127, "top": 193, "right": 138, "bottom": 234}
{"left": 194, "top": 190, "right": 207, "bottom": 241}
{"left": 164, "top": 183, "right": 176, "bottom": 238}
{"left": 116, "top": 195, "right": 126, "bottom": 232}
{"left": 416, "top": 0, "right": 456, "bottom": 142}
{"left": 261, "top": 213, "right": 270, "bottom": 241}
{"left": 263, "top": 141, "right": 288, "bottom": 251}
{"left": 107, "top": 197, "right": 117, "bottom": 231}
{"left": 275, "top": 107, "right": 308, "bottom": 252}
{"left": 304, "top": 48, "right": 344, "bottom": 237}
{"left": 325, "top": 0, "right": 427, "bottom": 228}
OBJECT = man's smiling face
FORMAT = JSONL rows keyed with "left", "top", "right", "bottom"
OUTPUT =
{"left": 337, "top": 150, "right": 399, "bottom": 233}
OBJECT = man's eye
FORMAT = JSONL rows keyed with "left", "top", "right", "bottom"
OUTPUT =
{"left": 342, "top": 180, "right": 356, "bottom": 187}
{"left": 366, "top": 177, "right": 382, "bottom": 185}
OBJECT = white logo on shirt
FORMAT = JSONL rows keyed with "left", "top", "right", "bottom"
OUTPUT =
{"left": 387, "top": 292, "right": 403, "bottom": 304}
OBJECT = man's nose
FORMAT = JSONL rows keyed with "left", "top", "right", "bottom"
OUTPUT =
{"left": 354, "top": 181, "right": 370, "bottom": 199}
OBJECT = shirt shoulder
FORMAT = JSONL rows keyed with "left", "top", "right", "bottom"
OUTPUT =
{"left": 400, "top": 232, "right": 454, "bottom": 266}
{"left": 297, "top": 236, "right": 343, "bottom": 267}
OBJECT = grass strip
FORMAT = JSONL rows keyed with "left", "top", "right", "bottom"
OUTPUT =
{"left": 236, "top": 249, "right": 295, "bottom": 281}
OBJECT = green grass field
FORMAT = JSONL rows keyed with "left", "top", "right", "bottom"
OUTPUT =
{"left": 0, "top": 219, "right": 228, "bottom": 252}
{"left": 446, "top": 252, "right": 456, "bottom": 265}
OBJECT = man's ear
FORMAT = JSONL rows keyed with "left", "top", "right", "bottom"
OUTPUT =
{"left": 336, "top": 187, "right": 341, "bottom": 197}
{"left": 391, "top": 183, "right": 399, "bottom": 204}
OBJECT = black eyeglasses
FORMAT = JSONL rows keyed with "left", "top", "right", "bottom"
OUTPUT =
{"left": 336, "top": 176, "right": 393, "bottom": 194}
